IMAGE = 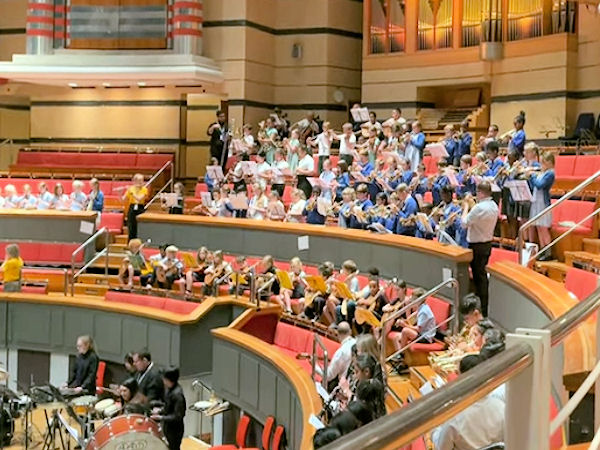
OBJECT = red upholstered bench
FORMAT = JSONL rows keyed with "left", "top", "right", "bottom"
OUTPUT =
{"left": 104, "top": 291, "right": 199, "bottom": 314}
{"left": 0, "top": 285, "right": 48, "bottom": 294}
{"left": 272, "top": 322, "right": 340, "bottom": 375}
{"left": 565, "top": 267, "right": 599, "bottom": 301}
{"left": 0, "top": 242, "right": 83, "bottom": 266}
{"left": 550, "top": 199, "right": 599, "bottom": 260}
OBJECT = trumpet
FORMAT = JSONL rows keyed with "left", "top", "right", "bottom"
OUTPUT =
{"left": 327, "top": 200, "right": 343, "bottom": 216}
{"left": 498, "top": 128, "right": 516, "bottom": 142}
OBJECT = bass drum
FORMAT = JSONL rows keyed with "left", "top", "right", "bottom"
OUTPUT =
{"left": 0, "top": 408, "right": 14, "bottom": 446}
{"left": 85, "top": 414, "right": 167, "bottom": 450}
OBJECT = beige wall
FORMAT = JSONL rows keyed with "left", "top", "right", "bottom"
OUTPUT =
{"left": 0, "top": 103, "right": 29, "bottom": 170}
{"left": 0, "top": 0, "right": 26, "bottom": 61}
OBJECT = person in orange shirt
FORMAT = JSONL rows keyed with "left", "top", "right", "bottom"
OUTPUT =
{"left": 1, "top": 244, "right": 24, "bottom": 292}
{"left": 122, "top": 173, "right": 148, "bottom": 240}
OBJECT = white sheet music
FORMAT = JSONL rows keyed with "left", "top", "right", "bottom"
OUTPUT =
{"left": 228, "top": 193, "right": 249, "bottom": 210}
{"left": 426, "top": 143, "right": 449, "bottom": 159}
{"left": 351, "top": 107, "right": 370, "bottom": 122}
{"left": 206, "top": 165, "right": 224, "bottom": 181}
{"left": 505, "top": 179, "right": 533, "bottom": 202}
{"left": 161, "top": 193, "right": 179, "bottom": 207}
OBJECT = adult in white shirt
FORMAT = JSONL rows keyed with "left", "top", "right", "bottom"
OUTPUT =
{"left": 286, "top": 189, "right": 306, "bottom": 223}
{"left": 248, "top": 183, "right": 269, "bottom": 220}
{"left": 382, "top": 107, "right": 407, "bottom": 129}
{"left": 271, "top": 149, "right": 289, "bottom": 197}
{"left": 432, "top": 355, "right": 504, "bottom": 450}
{"left": 308, "top": 121, "right": 333, "bottom": 173}
{"left": 296, "top": 146, "right": 315, "bottom": 199}
{"left": 315, "top": 322, "right": 357, "bottom": 391}
{"left": 461, "top": 181, "right": 498, "bottom": 315}
{"left": 336, "top": 123, "right": 357, "bottom": 166}
{"left": 255, "top": 151, "right": 272, "bottom": 191}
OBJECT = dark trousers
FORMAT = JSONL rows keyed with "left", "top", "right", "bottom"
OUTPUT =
{"left": 164, "top": 424, "right": 184, "bottom": 450}
{"left": 304, "top": 296, "right": 326, "bottom": 320}
{"left": 318, "top": 155, "right": 328, "bottom": 173}
{"left": 340, "top": 154, "right": 353, "bottom": 167}
{"left": 469, "top": 241, "right": 492, "bottom": 315}
{"left": 297, "top": 175, "right": 312, "bottom": 199}
{"left": 127, "top": 204, "right": 144, "bottom": 240}
{"left": 272, "top": 183, "right": 285, "bottom": 197}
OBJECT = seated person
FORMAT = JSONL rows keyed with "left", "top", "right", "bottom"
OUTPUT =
{"left": 229, "top": 255, "right": 252, "bottom": 295}
{"left": 18, "top": 184, "right": 37, "bottom": 209}
{"left": 458, "top": 294, "right": 485, "bottom": 338}
{"left": 302, "top": 261, "right": 335, "bottom": 321}
{"left": 348, "top": 184, "right": 373, "bottom": 229}
{"left": 390, "top": 287, "right": 436, "bottom": 355}
{"left": 202, "top": 250, "right": 232, "bottom": 296}
{"left": 256, "top": 255, "right": 280, "bottom": 300}
{"left": 70, "top": 180, "right": 88, "bottom": 211}
{"left": 119, "top": 238, "right": 152, "bottom": 288}
{"left": 354, "top": 276, "right": 388, "bottom": 333}
{"left": 303, "top": 186, "right": 328, "bottom": 225}
{"left": 3, "top": 185, "right": 19, "bottom": 208}
{"left": 153, "top": 245, "right": 184, "bottom": 290}
{"left": 338, "top": 354, "right": 386, "bottom": 420}
{"left": 181, "top": 247, "right": 212, "bottom": 296}
{"left": 432, "top": 354, "right": 505, "bottom": 450}
{"left": 266, "top": 190, "right": 286, "bottom": 221}
{"left": 37, "top": 182, "right": 54, "bottom": 210}
{"left": 118, "top": 378, "right": 148, "bottom": 415}
{"left": 286, "top": 189, "right": 307, "bottom": 223}
{"left": 313, "top": 400, "right": 373, "bottom": 449}
{"left": 316, "top": 322, "right": 356, "bottom": 392}
{"left": 277, "top": 256, "right": 306, "bottom": 314}
{"left": 327, "top": 260, "right": 359, "bottom": 325}
{"left": 375, "top": 278, "right": 407, "bottom": 341}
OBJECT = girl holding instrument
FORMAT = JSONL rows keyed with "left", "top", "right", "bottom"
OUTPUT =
{"left": 527, "top": 150, "right": 556, "bottom": 261}
{"left": 508, "top": 111, "right": 527, "bottom": 157}
{"left": 182, "top": 247, "right": 211, "bottom": 296}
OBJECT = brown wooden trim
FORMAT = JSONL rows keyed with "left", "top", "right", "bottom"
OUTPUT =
{"left": 211, "top": 327, "right": 321, "bottom": 450}
{"left": 229, "top": 305, "right": 282, "bottom": 330}
{"left": 0, "top": 293, "right": 250, "bottom": 325}
{"left": 0, "top": 209, "right": 98, "bottom": 220}
{"left": 138, "top": 213, "right": 473, "bottom": 262}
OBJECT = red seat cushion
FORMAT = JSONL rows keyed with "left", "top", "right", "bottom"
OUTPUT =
{"left": 104, "top": 291, "right": 167, "bottom": 309}
{"left": 488, "top": 248, "right": 519, "bottom": 266}
{"left": 565, "top": 267, "right": 599, "bottom": 301}
{"left": 273, "top": 322, "right": 313, "bottom": 353}
{"left": 162, "top": 298, "right": 200, "bottom": 314}
{"left": 573, "top": 155, "right": 600, "bottom": 178}
{"left": 551, "top": 199, "right": 596, "bottom": 234}
{"left": 136, "top": 153, "right": 173, "bottom": 169}
{"left": 426, "top": 297, "right": 451, "bottom": 331}
{"left": 99, "top": 213, "right": 124, "bottom": 234}
{"left": 554, "top": 155, "right": 576, "bottom": 179}
{"left": 194, "top": 183, "right": 208, "bottom": 197}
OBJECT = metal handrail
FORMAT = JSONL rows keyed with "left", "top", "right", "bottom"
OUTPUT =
{"left": 70, "top": 227, "right": 109, "bottom": 296}
{"left": 144, "top": 179, "right": 174, "bottom": 210}
{"left": 144, "top": 160, "right": 173, "bottom": 190}
{"left": 545, "top": 287, "right": 600, "bottom": 345}
{"left": 516, "top": 169, "right": 600, "bottom": 264}
{"left": 321, "top": 342, "right": 533, "bottom": 450}
{"left": 312, "top": 333, "right": 329, "bottom": 390}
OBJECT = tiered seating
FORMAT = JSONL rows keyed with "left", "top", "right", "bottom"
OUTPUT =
{"left": 0, "top": 241, "right": 83, "bottom": 265}
{"left": 11, "top": 151, "right": 172, "bottom": 173}
{"left": 550, "top": 199, "right": 599, "bottom": 260}
{"left": 0, "top": 178, "right": 129, "bottom": 211}
{"left": 553, "top": 154, "right": 600, "bottom": 194}
{"left": 99, "top": 212, "right": 124, "bottom": 234}
{"left": 104, "top": 290, "right": 200, "bottom": 315}
{"left": 564, "top": 267, "right": 600, "bottom": 301}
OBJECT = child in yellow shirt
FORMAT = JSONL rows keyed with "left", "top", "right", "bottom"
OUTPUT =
{"left": 1, "top": 244, "right": 23, "bottom": 292}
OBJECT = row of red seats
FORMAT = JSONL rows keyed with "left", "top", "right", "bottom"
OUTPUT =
{"left": 554, "top": 154, "right": 600, "bottom": 183}
{"left": 0, "top": 178, "right": 130, "bottom": 196}
{"left": 13, "top": 151, "right": 173, "bottom": 171}
{"left": 104, "top": 291, "right": 200, "bottom": 315}
{"left": 0, "top": 241, "right": 83, "bottom": 265}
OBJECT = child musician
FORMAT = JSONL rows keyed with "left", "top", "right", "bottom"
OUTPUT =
{"left": 348, "top": 184, "right": 373, "bottom": 229}
{"left": 441, "top": 124, "right": 458, "bottom": 166}
{"left": 303, "top": 186, "right": 327, "bottom": 225}
{"left": 181, "top": 247, "right": 211, "bottom": 296}
{"left": 431, "top": 161, "right": 450, "bottom": 206}
{"left": 1, "top": 244, "right": 23, "bottom": 292}
{"left": 202, "top": 250, "right": 232, "bottom": 296}
{"left": 508, "top": 111, "right": 527, "bottom": 157}
{"left": 395, "top": 183, "right": 419, "bottom": 236}
{"left": 327, "top": 260, "right": 359, "bottom": 325}
{"left": 456, "top": 120, "right": 473, "bottom": 167}
{"left": 335, "top": 123, "right": 357, "bottom": 166}
{"left": 308, "top": 121, "right": 334, "bottom": 173}
{"left": 527, "top": 151, "right": 555, "bottom": 261}
{"left": 277, "top": 257, "right": 306, "bottom": 314}
{"left": 119, "top": 238, "right": 152, "bottom": 288}
{"left": 456, "top": 155, "right": 476, "bottom": 197}
{"left": 301, "top": 261, "right": 335, "bottom": 321}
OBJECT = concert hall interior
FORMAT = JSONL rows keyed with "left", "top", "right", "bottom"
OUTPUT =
{"left": 1, "top": 0, "right": 600, "bottom": 449}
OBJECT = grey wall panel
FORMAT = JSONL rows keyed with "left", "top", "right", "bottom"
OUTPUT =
{"left": 1, "top": 215, "right": 96, "bottom": 243}
{"left": 147, "top": 323, "right": 173, "bottom": 367}
{"left": 50, "top": 310, "right": 65, "bottom": 347}
{"left": 10, "top": 303, "right": 52, "bottom": 349}
{"left": 240, "top": 354, "right": 259, "bottom": 409}
{"left": 0, "top": 302, "right": 6, "bottom": 346}
{"left": 212, "top": 338, "right": 307, "bottom": 449}
{"left": 64, "top": 309, "right": 95, "bottom": 345}
{"left": 122, "top": 318, "right": 149, "bottom": 353}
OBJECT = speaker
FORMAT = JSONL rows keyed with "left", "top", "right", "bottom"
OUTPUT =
{"left": 292, "top": 43, "right": 302, "bottom": 59}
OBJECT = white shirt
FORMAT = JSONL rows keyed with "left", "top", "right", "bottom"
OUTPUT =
{"left": 338, "top": 133, "right": 356, "bottom": 155}
{"left": 463, "top": 197, "right": 498, "bottom": 243}
{"left": 297, "top": 154, "right": 315, "bottom": 175}
{"left": 272, "top": 160, "right": 289, "bottom": 185}
{"left": 257, "top": 161, "right": 272, "bottom": 190}
{"left": 316, "top": 335, "right": 356, "bottom": 382}
{"left": 314, "top": 132, "right": 332, "bottom": 156}
{"left": 287, "top": 199, "right": 306, "bottom": 222}
{"left": 432, "top": 394, "right": 505, "bottom": 450}
{"left": 243, "top": 134, "right": 255, "bottom": 148}
{"left": 248, "top": 195, "right": 268, "bottom": 220}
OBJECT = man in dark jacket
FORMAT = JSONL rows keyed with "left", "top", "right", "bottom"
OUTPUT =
{"left": 133, "top": 351, "right": 164, "bottom": 403}
{"left": 152, "top": 367, "right": 186, "bottom": 450}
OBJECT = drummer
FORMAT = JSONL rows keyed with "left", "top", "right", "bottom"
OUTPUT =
{"left": 118, "top": 378, "right": 148, "bottom": 415}
{"left": 151, "top": 368, "right": 186, "bottom": 450}
{"left": 65, "top": 335, "right": 99, "bottom": 395}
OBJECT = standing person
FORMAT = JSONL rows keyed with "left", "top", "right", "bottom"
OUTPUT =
{"left": 1, "top": 244, "right": 23, "bottom": 292}
{"left": 335, "top": 123, "right": 357, "bottom": 167}
{"left": 66, "top": 335, "right": 99, "bottom": 395}
{"left": 308, "top": 121, "right": 334, "bottom": 173}
{"left": 460, "top": 181, "right": 498, "bottom": 315}
{"left": 296, "top": 146, "right": 315, "bottom": 199}
{"left": 88, "top": 178, "right": 105, "bottom": 212}
{"left": 152, "top": 368, "right": 186, "bottom": 450}
{"left": 133, "top": 351, "right": 164, "bottom": 403}
{"left": 315, "top": 322, "right": 356, "bottom": 392}
{"left": 508, "top": 111, "right": 527, "bottom": 157}
{"left": 207, "top": 110, "right": 228, "bottom": 169}
{"left": 528, "top": 151, "right": 556, "bottom": 261}
{"left": 123, "top": 174, "right": 148, "bottom": 240}
{"left": 456, "top": 120, "right": 473, "bottom": 167}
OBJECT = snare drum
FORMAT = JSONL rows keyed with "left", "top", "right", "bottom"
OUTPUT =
{"left": 94, "top": 398, "right": 115, "bottom": 416}
{"left": 85, "top": 414, "right": 167, "bottom": 450}
{"left": 71, "top": 395, "right": 98, "bottom": 416}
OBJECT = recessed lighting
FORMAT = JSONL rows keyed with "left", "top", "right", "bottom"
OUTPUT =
{"left": 102, "top": 82, "right": 111, "bottom": 87}
{"left": 137, "top": 81, "right": 146, "bottom": 87}
{"left": 68, "top": 82, "right": 78, "bottom": 87}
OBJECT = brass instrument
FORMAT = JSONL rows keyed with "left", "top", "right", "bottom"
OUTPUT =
{"left": 498, "top": 128, "right": 516, "bottom": 143}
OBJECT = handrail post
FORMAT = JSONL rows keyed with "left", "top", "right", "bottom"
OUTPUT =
{"left": 313, "top": 334, "right": 328, "bottom": 390}
{"left": 452, "top": 278, "right": 460, "bottom": 334}
{"left": 104, "top": 228, "right": 109, "bottom": 280}
{"left": 505, "top": 328, "right": 551, "bottom": 450}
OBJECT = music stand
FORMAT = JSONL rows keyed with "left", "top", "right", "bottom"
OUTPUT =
{"left": 38, "top": 384, "right": 84, "bottom": 450}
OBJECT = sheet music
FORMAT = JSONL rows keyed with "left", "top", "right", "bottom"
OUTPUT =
{"left": 161, "top": 193, "right": 179, "bottom": 207}
{"left": 309, "top": 414, "right": 326, "bottom": 430}
{"left": 351, "top": 107, "right": 369, "bottom": 122}
{"left": 315, "top": 382, "right": 330, "bottom": 402}
{"left": 505, "top": 179, "right": 533, "bottom": 202}
{"left": 316, "top": 197, "right": 331, "bottom": 216}
{"left": 228, "top": 193, "right": 249, "bottom": 210}
{"left": 200, "top": 192, "right": 212, "bottom": 207}
{"left": 206, "top": 165, "right": 224, "bottom": 181}
{"left": 57, "top": 412, "right": 80, "bottom": 443}
{"left": 426, "top": 143, "right": 449, "bottom": 159}
{"left": 241, "top": 161, "right": 258, "bottom": 176}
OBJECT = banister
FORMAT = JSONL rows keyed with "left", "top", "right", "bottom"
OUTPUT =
{"left": 544, "top": 287, "right": 600, "bottom": 346}
{"left": 312, "top": 333, "right": 329, "bottom": 390}
{"left": 517, "top": 169, "right": 600, "bottom": 264}
{"left": 320, "top": 342, "right": 533, "bottom": 450}
{"left": 70, "top": 227, "right": 109, "bottom": 296}
{"left": 144, "top": 160, "right": 173, "bottom": 189}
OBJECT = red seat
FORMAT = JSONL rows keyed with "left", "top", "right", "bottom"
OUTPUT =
{"left": 488, "top": 248, "right": 519, "bottom": 266}
{"left": 551, "top": 199, "right": 596, "bottom": 234}
{"left": 329, "top": 155, "right": 339, "bottom": 168}
{"left": 573, "top": 155, "right": 600, "bottom": 179}
{"left": 423, "top": 191, "right": 433, "bottom": 205}
{"left": 162, "top": 298, "right": 199, "bottom": 315}
{"left": 565, "top": 267, "right": 599, "bottom": 301}
{"left": 105, "top": 291, "right": 167, "bottom": 309}
{"left": 136, "top": 153, "right": 173, "bottom": 169}
{"left": 96, "top": 361, "right": 106, "bottom": 394}
{"left": 281, "top": 185, "right": 293, "bottom": 207}
{"left": 270, "top": 425, "right": 285, "bottom": 450}
{"left": 195, "top": 183, "right": 209, "bottom": 197}
{"left": 210, "top": 414, "right": 252, "bottom": 450}
{"left": 99, "top": 213, "right": 124, "bottom": 234}
{"left": 554, "top": 155, "right": 577, "bottom": 180}
{"left": 0, "top": 285, "right": 48, "bottom": 294}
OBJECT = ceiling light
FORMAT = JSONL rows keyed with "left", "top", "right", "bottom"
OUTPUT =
{"left": 68, "top": 82, "right": 78, "bottom": 88}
